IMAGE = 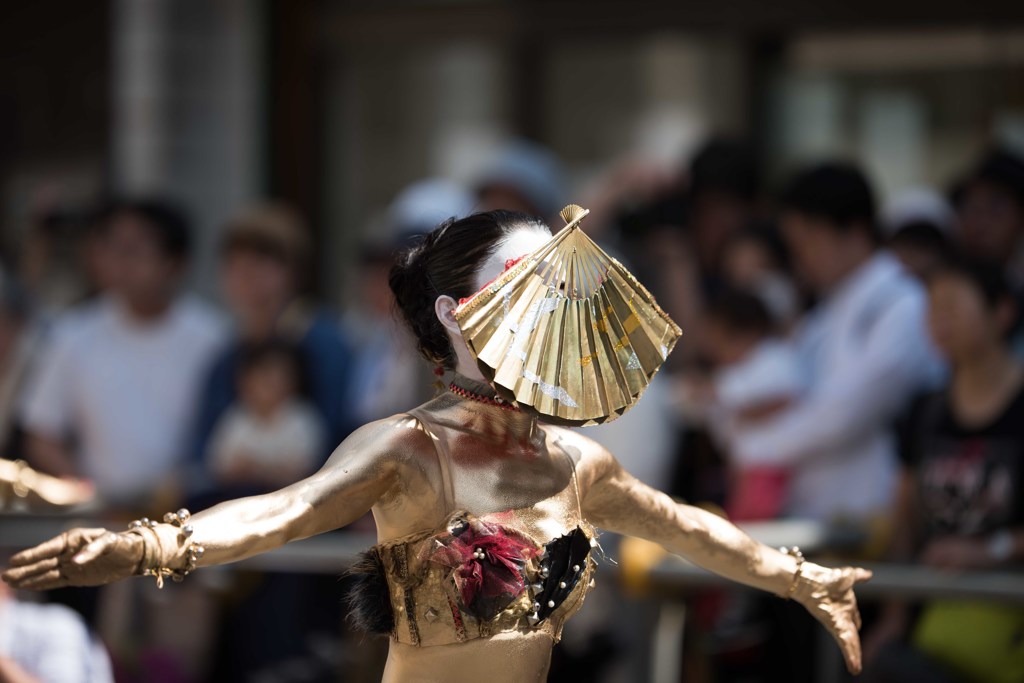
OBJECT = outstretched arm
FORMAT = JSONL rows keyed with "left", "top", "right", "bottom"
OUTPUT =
{"left": 3, "top": 417, "right": 406, "bottom": 590}
{"left": 577, "top": 442, "right": 870, "bottom": 674}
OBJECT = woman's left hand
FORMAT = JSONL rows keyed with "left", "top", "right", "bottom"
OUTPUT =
{"left": 793, "top": 564, "right": 873, "bottom": 674}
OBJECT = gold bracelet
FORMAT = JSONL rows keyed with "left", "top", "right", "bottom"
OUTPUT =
{"left": 128, "top": 508, "right": 205, "bottom": 589}
{"left": 779, "top": 546, "right": 805, "bottom": 599}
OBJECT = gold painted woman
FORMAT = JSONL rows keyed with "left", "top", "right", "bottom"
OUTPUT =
{"left": 4, "top": 206, "right": 869, "bottom": 682}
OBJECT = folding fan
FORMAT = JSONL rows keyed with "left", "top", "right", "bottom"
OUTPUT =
{"left": 454, "top": 204, "right": 682, "bottom": 426}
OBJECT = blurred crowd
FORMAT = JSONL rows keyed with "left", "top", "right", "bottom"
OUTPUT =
{"left": 2, "top": 137, "right": 1024, "bottom": 683}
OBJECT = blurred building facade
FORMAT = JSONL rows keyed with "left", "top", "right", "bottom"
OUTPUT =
{"left": 1, "top": 0, "right": 1022, "bottom": 299}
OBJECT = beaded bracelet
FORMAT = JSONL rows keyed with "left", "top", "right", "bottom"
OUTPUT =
{"left": 779, "top": 546, "right": 805, "bottom": 599}
{"left": 128, "top": 508, "right": 205, "bottom": 589}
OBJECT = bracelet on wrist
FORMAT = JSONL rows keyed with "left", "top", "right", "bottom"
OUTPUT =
{"left": 779, "top": 546, "right": 805, "bottom": 599}
{"left": 128, "top": 508, "right": 204, "bottom": 589}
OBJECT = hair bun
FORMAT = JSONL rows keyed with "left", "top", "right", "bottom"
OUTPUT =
{"left": 388, "top": 211, "right": 549, "bottom": 371}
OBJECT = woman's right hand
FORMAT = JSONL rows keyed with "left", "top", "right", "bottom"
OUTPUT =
{"left": 2, "top": 528, "right": 144, "bottom": 590}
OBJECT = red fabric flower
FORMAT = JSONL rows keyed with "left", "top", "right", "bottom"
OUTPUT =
{"left": 423, "top": 515, "right": 539, "bottom": 620}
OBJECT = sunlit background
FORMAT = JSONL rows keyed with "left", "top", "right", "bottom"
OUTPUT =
{"left": 2, "top": 2, "right": 1024, "bottom": 683}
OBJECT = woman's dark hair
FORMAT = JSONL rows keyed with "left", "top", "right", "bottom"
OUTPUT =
{"left": 389, "top": 210, "right": 549, "bottom": 369}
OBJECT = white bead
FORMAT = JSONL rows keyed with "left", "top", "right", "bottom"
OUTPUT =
{"left": 559, "top": 581, "right": 566, "bottom": 589}
{"left": 547, "top": 600, "right": 555, "bottom": 608}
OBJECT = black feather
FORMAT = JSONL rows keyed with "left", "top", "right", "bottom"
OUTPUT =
{"left": 343, "top": 548, "right": 394, "bottom": 635}
{"left": 535, "top": 527, "right": 592, "bottom": 621}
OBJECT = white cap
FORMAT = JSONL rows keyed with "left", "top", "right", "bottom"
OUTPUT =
{"left": 388, "top": 178, "right": 476, "bottom": 239}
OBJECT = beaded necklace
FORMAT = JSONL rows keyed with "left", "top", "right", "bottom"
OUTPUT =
{"left": 447, "top": 376, "right": 521, "bottom": 412}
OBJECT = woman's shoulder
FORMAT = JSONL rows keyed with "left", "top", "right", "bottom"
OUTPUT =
{"left": 543, "top": 424, "right": 614, "bottom": 467}
{"left": 334, "top": 412, "right": 438, "bottom": 462}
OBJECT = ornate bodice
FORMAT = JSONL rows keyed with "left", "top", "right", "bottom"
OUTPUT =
{"left": 347, "top": 390, "right": 599, "bottom": 646}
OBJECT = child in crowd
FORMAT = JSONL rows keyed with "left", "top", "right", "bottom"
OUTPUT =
{"left": 687, "top": 288, "right": 807, "bottom": 521}
{"left": 208, "top": 339, "right": 325, "bottom": 491}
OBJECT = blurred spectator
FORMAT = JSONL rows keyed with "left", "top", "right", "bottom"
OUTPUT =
{"left": 686, "top": 139, "right": 760, "bottom": 280}
{"left": 19, "top": 199, "right": 226, "bottom": 508}
{"left": 475, "top": 139, "right": 567, "bottom": 221}
{"left": 719, "top": 224, "right": 800, "bottom": 327}
{"left": 192, "top": 202, "right": 354, "bottom": 487}
{"left": 343, "top": 181, "right": 471, "bottom": 424}
{"left": 190, "top": 202, "right": 354, "bottom": 683}
{"left": 863, "top": 257, "right": 1024, "bottom": 683}
{"left": 207, "top": 340, "right": 324, "bottom": 491}
{"left": 882, "top": 187, "right": 954, "bottom": 281}
{"left": 732, "top": 163, "right": 944, "bottom": 523}
{"left": 0, "top": 277, "right": 34, "bottom": 455}
{"left": 17, "top": 208, "right": 94, "bottom": 320}
{"left": 386, "top": 178, "right": 475, "bottom": 243}
{"left": 0, "top": 582, "right": 112, "bottom": 683}
{"left": 696, "top": 289, "right": 807, "bottom": 522}
{"left": 951, "top": 149, "right": 1024, "bottom": 285}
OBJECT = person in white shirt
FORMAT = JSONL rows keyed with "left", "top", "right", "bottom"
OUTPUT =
{"left": 0, "top": 581, "right": 112, "bottom": 683}
{"left": 20, "top": 199, "right": 226, "bottom": 508}
{"left": 735, "top": 164, "right": 945, "bottom": 523}
{"left": 208, "top": 339, "right": 324, "bottom": 490}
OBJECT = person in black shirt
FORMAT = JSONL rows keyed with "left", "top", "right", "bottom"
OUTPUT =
{"left": 863, "top": 257, "right": 1024, "bottom": 683}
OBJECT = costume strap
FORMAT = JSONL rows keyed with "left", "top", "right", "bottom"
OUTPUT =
{"left": 563, "top": 447, "right": 584, "bottom": 524}
{"left": 406, "top": 408, "right": 455, "bottom": 513}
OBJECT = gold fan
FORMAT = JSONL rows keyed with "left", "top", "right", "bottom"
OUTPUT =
{"left": 454, "top": 204, "right": 682, "bottom": 426}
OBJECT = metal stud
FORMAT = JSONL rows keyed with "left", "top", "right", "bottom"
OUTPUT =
{"left": 573, "top": 564, "right": 580, "bottom": 572}
{"left": 559, "top": 581, "right": 567, "bottom": 589}
{"left": 547, "top": 600, "right": 555, "bottom": 608}
{"left": 424, "top": 607, "right": 439, "bottom": 622}
{"left": 182, "top": 525, "right": 194, "bottom": 538}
